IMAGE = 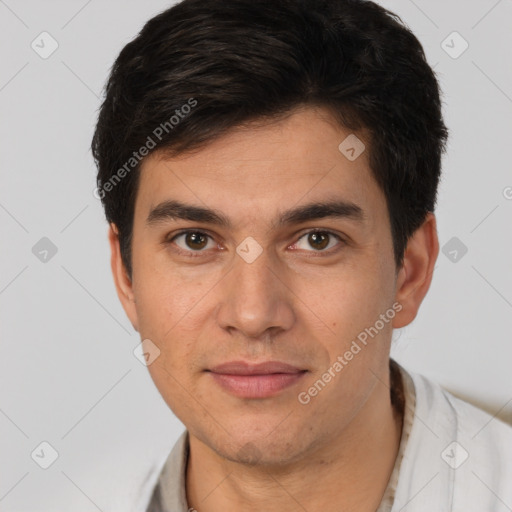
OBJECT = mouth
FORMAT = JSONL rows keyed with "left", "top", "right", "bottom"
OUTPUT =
{"left": 206, "top": 360, "right": 308, "bottom": 399}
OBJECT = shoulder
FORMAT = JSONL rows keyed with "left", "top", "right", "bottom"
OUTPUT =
{"left": 393, "top": 363, "right": 512, "bottom": 511}
{"left": 134, "top": 430, "right": 190, "bottom": 512}
{"left": 410, "top": 367, "right": 512, "bottom": 454}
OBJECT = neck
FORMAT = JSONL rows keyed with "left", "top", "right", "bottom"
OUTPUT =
{"left": 186, "top": 362, "right": 403, "bottom": 512}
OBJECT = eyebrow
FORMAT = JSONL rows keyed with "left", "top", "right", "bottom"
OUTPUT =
{"left": 146, "top": 199, "right": 365, "bottom": 229}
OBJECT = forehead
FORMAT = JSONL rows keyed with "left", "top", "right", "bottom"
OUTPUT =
{"left": 135, "top": 107, "right": 385, "bottom": 228}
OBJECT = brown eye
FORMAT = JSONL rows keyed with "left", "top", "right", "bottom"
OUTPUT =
{"left": 308, "top": 232, "right": 330, "bottom": 250}
{"left": 184, "top": 232, "right": 208, "bottom": 250}
{"left": 294, "top": 230, "right": 342, "bottom": 253}
{"left": 171, "top": 231, "right": 215, "bottom": 253}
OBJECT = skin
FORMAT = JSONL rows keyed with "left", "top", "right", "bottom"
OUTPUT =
{"left": 109, "top": 106, "right": 438, "bottom": 511}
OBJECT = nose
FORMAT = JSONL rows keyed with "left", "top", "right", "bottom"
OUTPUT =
{"left": 216, "top": 244, "right": 295, "bottom": 340}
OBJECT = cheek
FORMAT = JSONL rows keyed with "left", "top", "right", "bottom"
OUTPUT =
{"left": 132, "top": 260, "right": 215, "bottom": 367}
{"left": 300, "top": 260, "right": 393, "bottom": 341}
{"left": 146, "top": 357, "right": 204, "bottom": 429}
{"left": 133, "top": 260, "right": 204, "bottom": 337}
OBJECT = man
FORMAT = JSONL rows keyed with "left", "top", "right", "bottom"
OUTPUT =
{"left": 91, "top": 0, "right": 512, "bottom": 510}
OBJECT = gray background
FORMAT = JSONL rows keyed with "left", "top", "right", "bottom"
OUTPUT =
{"left": 1, "top": 0, "right": 511, "bottom": 510}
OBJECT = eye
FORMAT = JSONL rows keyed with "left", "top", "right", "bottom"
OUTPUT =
{"left": 169, "top": 230, "right": 217, "bottom": 255}
{"left": 292, "top": 230, "right": 343, "bottom": 253}
{"left": 166, "top": 229, "right": 344, "bottom": 257}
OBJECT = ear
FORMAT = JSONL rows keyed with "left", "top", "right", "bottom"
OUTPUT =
{"left": 108, "top": 223, "right": 139, "bottom": 332}
{"left": 392, "top": 212, "right": 439, "bottom": 328}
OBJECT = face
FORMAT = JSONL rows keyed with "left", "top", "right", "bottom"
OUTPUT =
{"left": 110, "top": 106, "right": 433, "bottom": 466}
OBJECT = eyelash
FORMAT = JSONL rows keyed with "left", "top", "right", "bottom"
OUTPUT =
{"left": 165, "top": 229, "right": 345, "bottom": 258}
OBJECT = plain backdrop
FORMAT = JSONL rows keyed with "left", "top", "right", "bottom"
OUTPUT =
{"left": 1, "top": 0, "right": 511, "bottom": 510}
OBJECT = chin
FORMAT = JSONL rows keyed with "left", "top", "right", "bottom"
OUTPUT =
{"left": 207, "top": 427, "right": 308, "bottom": 468}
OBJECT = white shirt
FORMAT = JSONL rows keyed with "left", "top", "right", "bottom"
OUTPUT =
{"left": 138, "top": 360, "right": 512, "bottom": 511}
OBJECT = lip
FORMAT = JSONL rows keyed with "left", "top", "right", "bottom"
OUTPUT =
{"left": 210, "top": 360, "right": 304, "bottom": 375}
{"left": 207, "top": 360, "right": 307, "bottom": 398}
